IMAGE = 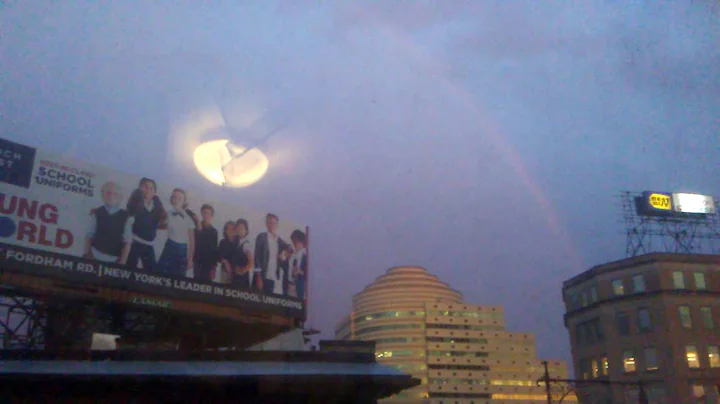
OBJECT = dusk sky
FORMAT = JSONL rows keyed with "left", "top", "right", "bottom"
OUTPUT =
{"left": 2, "top": 2, "right": 719, "bottom": 363}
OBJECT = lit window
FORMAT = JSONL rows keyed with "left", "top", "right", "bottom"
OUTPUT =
{"left": 601, "top": 356, "right": 609, "bottom": 375}
{"left": 591, "top": 359, "right": 599, "bottom": 378}
{"left": 622, "top": 351, "right": 636, "bottom": 372}
{"left": 708, "top": 346, "right": 720, "bottom": 368}
{"left": 644, "top": 348, "right": 658, "bottom": 371}
{"left": 632, "top": 275, "right": 646, "bottom": 293}
{"left": 612, "top": 279, "right": 625, "bottom": 296}
{"left": 679, "top": 306, "right": 692, "bottom": 329}
{"left": 673, "top": 271, "right": 685, "bottom": 289}
{"left": 701, "top": 307, "right": 714, "bottom": 329}
{"left": 692, "top": 384, "right": 705, "bottom": 398}
{"left": 694, "top": 272, "right": 707, "bottom": 290}
{"left": 686, "top": 345, "right": 700, "bottom": 369}
{"left": 637, "top": 308, "right": 652, "bottom": 332}
{"left": 616, "top": 312, "right": 630, "bottom": 336}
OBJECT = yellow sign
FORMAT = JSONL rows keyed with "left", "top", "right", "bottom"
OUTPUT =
{"left": 649, "top": 193, "right": 671, "bottom": 210}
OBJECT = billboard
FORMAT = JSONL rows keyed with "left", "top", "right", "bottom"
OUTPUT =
{"left": 672, "top": 193, "right": 717, "bottom": 215}
{"left": 0, "top": 137, "right": 308, "bottom": 320}
{"left": 635, "top": 191, "right": 717, "bottom": 217}
{"left": 635, "top": 192, "right": 673, "bottom": 217}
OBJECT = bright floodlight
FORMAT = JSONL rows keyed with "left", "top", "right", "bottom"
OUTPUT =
{"left": 193, "top": 139, "right": 269, "bottom": 187}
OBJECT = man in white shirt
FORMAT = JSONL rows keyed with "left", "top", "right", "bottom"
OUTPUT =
{"left": 254, "top": 213, "right": 290, "bottom": 294}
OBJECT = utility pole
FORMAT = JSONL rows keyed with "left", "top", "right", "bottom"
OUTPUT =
{"left": 542, "top": 360, "right": 552, "bottom": 404}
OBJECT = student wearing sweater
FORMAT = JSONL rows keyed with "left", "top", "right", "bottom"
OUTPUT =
{"left": 84, "top": 181, "right": 133, "bottom": 264}
{"left": 126, "top": 178, "right": 167, "bottom": 272}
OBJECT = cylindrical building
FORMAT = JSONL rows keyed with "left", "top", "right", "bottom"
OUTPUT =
{"left": 335, "top": 266, "right": 575, "bottom": 404}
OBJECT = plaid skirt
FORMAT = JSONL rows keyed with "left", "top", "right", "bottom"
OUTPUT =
{"left": 157, "top": 239, "right": 188, "bottom": 277}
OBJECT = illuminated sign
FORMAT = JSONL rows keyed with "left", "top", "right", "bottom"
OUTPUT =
{"left": 648, "top": 193, "right": 672, "bottom": 211}
{"left": 635, "top": 191, "right": 674, "bottom": 217}
{"left": 672, "top": 193, "right": 716, "bottom": 215}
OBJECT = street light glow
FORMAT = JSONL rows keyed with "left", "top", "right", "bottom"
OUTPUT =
{"left": 193, "top": 139, "right": 269, "bottom": 187}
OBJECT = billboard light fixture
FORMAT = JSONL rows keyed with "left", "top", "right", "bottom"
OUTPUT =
{"left": 193, "top": 138, "right": 269, "bottom": 188}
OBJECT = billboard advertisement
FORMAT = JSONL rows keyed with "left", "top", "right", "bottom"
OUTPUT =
{"left": 0, "top": 137, "right": 308, "bottom": 319}
{"left": 672, "top": 193, "right": 717, "bottom": 215}
{"left": 635, "top": 191, "right": 673, "bottom": 217}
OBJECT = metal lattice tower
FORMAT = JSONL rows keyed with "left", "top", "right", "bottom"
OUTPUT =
{"left": 620, "top": 191, "right": 720, "bottom": 257}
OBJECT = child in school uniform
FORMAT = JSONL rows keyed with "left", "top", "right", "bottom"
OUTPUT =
{"left": 288, "top": 230, "right": 307, "bottom": 300}
{"left": 157, "top": 188, "right": 196, "bottom": 277}
{"left": 84, "top": 181, "right": 133, "bottom": 264}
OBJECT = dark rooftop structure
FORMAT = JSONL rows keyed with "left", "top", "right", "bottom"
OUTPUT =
{"left": 0, "top": 343, "right": 420, "bottom": 403}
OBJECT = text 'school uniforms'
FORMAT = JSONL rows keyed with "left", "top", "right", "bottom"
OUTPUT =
{"left": 87, "top": 206, "right": 133, "bottom": 263}
{"left": 157, "top": 207, "right": 195, "bottom": 277}
{"left": 127, "top": 196, "right": 164, "bottom": 271}
{"left": 288, "top": 247, "right": 307, "bottom": 300}
{"left": 232, "top": 237, "right": 253, "bottom": 289}
{"left": 194, "top": 224, "right": 218, "bottom": 282}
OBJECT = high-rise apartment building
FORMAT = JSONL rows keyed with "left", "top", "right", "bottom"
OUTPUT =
{"left": 335, "top": 266, "right": 575, "bottom": 404}
{"left": 563, "top": 253, "right": 720, "bottom": 403}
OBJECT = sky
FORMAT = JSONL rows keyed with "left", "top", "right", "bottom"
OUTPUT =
{"left": 2, "top": 1, "right": 719, "bottom": 364}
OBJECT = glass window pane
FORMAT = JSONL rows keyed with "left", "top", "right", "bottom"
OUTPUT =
{"left": 701, "top": 307, "right": 714, "bottom": 329}
{"left": 579, "top": 358, "right": 589, "bottom": 379}
{"left": 679, "top": 306, "right": 692, "bottom": 329}
{"left": 622, "top": 350, "right": 636, "bottom": 372}
{"left": 692, "top": 384, "right": 704, "bottom": 398}
{"left": 581, "top": 291, "right": 588, "bottom": 307}
{"left": 708, "top": 346, "right": 720, "bottom": 368}
{"left": 632, "top": 274, "right": 646, "bottom": 293}
{"left": 601, "top": 356, "right": 609, "bottom": 375}
{"left": 616, "top": 312, "right": 630, "bottom": 336}
{"left": 686, "top": 345, "right": 700, "bottom": 369}
{"left": 591, "top": 359, "right": 599, "bottom": 378}
{"left": 612, "top": 279, "right": 625, "bottom": 296}
{"left": 694, "top": 272, "right": 707, "bottom": 290}
{"left": 590, "top": 286, "right": 598, "bottom": 303}
{"left": 644, "top": 348, "right": 658, "bottom": 371}
{"left": 637, "top": 308, "right": 652, "bottom": 332}
{"left": 673, "top": 271, "right": 685, "bottom": 289}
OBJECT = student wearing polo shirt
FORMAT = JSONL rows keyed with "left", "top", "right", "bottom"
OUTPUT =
{"left": 126, "top": 178, "right": 167, "bottom": 272}
{"left": 157, "top": 188, "right": 196, "bottom": 277}
{"left": 84, "top": 181, "right": 133, "bottom": 264}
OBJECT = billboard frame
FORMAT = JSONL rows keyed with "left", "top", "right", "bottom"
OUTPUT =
{"left": 620, "top": 191, "right": 720, "bottom": 257}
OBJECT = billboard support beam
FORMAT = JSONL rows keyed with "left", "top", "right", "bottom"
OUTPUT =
{"left": 0, "top": 294, "right": 47, "bottom": 350}
{"left": 620, "top": 191, "right": 720, "bottom": 257}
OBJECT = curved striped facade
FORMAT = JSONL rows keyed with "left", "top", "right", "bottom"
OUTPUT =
{"left": 335, "top": 266, "right": 575, "bottom": 404}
